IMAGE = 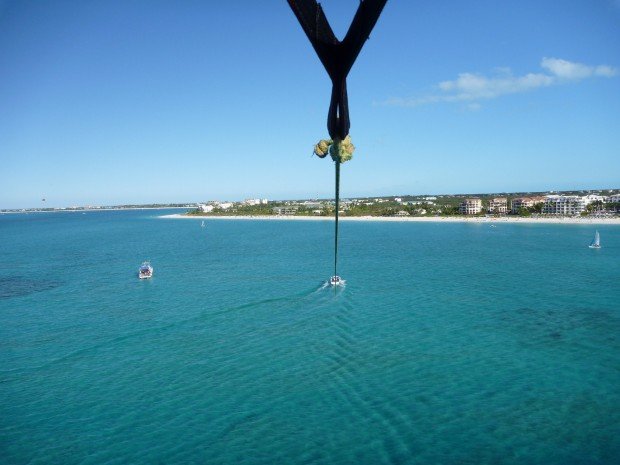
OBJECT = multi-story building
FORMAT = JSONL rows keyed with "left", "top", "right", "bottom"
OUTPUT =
{"left": 487, "top": 197, "right": 507, "bottom": 214}
{"left": 198, "top": 204, "right": 214, "bottom": 213}
{"left": 608, "top": 195, "right": 620, "bottom": 213}
{"left": 510, "top": 196, "right": 546, "bottom": 214}
{"left": 582, "top": 194, "right": 607, "bottom": 204}
{"left": 511, "top": 197, "right": 534, "bottom": 213}
{"left": 459, "top": 198, "right": 482, "bottom": 215}
{"left": 542, "top": 196, "right": 587, "bottom": 215}
{"left": 272, "top": 206, "right": 298, "bottom": 215}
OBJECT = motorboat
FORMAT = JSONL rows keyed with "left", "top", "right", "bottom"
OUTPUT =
{"left": 139, "top": 261, "right": 153, "bottom": 279}
{"left": 329, "top": 275, "right": 343, "bottom": 286}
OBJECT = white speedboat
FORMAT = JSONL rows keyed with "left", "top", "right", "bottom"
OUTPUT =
{"left": 139, "top": 261, "right": 153, "bottom": 279}
{"left": 329, "top": 275, "right": 343, "bottom": 286}
{"left": 589, "top": 231, "right": 601, "bottom": 249}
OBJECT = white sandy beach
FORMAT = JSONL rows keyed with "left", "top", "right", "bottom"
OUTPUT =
{"left": 160, "top": 213, "right": 620, "bottom": 225}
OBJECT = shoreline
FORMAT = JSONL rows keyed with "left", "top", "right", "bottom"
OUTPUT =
{"left": 159, "top": 213, "right": 620, "bottom": 225}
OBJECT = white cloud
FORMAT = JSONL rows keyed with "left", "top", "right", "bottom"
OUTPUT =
{"left": 384, "top": 58, "right": 617, "bottom": 108}
{"left": 540, "top": 57, "right": 618, "bottom": 80}
{"left": 437, "top": 71, "right": 554, "bottom": 100}
{"left": 541, "top": 57, "right": 593, "bottom": 79}
{"left": 594, "top": 65, "right": 618, "bottom": 77}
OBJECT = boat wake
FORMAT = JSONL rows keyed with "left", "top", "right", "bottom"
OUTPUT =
{"left": 319, "top": 278, "right": 346, "bottom": 291}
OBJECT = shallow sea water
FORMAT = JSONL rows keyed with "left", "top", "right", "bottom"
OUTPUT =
{"left": 1, "top": 210, "right": 619, "bottom": 464}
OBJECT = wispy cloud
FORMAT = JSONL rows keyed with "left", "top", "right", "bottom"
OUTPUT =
{"left": 541, "top": 57, "right": 617, "bottom": 79}
{"left": 383, "top": 58, "right": 617, "bottom": 107}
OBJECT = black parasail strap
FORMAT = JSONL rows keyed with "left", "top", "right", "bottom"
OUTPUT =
{"left": 287, "top": 0, "right": 387, "bottom": 280}
{"left": 287, "top": 0, "right": 387, "bottom": 140}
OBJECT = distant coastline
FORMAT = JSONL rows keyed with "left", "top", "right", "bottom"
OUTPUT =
{"left": 0, "top": 207, "right": 187, "bottom": 214}
{"left": 160, "top": 213, "right": 620, "bottom": 225}
{"left": 5, "top": 188, "right": 619, "bottom": 218}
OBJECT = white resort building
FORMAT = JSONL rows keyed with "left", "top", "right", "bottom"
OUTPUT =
{"left": 582, "top": 194, "right": 607, "bottom": 204}
{"left": 244, "top": 198, "right": 269, "bottom": 206}
{"left": 459, "top": 198, "right": 482, "bottom": 215}
{"left": 272, "top": 206, "right": 298, "bottom": 215}
{"left": 198, "top": 204, "right": 214, "bottom": 213}
{"left": 487, "top": 197, "right": 507, "bottom": 214}
{"left": 542, "top": 196, "right": 587, "bottom": 216}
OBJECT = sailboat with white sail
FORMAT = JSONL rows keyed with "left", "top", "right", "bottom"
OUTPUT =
{"left": 589, "top": 231, "right": 601, "bottom": 249}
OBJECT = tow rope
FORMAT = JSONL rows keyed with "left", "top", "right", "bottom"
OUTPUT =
{"left": 334, "top": 158, "right": 340, "bottom": 279}
{"left": 314, "top": 137, "right": 354, "bottom": 278}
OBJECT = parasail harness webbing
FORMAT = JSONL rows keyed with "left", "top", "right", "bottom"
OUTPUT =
{"left": 287, "top": 0, "right": 387, "bottom": 279}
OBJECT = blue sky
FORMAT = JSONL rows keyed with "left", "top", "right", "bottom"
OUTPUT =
{"left": 1, "top": 0, "right": 619, "bottom": 208}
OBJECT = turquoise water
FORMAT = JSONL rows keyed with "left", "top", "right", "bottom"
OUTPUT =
{"left": 1, "top": 210, "right": 619, "bottom": 464}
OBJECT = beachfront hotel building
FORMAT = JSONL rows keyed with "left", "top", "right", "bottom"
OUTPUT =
{"left": 487, "top": 197, "right": 507, "bottom": 214}
{"left": 542, "top": 195, "right": 587, "bottom": 215}
{"left": 459, "top": 198, "right": 482, "bottom": 215}
{"left": 510, "top": 196, "right": 546, "bottom": 214}
{"left": 582, "top": 194, "right": 607, "bottom": 204}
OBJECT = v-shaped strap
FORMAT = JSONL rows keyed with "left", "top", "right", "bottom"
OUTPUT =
{"left": 288, "top": 0, "right": 387, "bottom": 139}
{"left": 287, "top": 0, "right": 386, "bottom": 81}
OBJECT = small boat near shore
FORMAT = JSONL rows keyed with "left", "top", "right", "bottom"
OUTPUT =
{"left": 139, "top": 261, "right": 153, "bottom": 279}
{"left": 589, "top": 231, "right": 601, "bottom": 249}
